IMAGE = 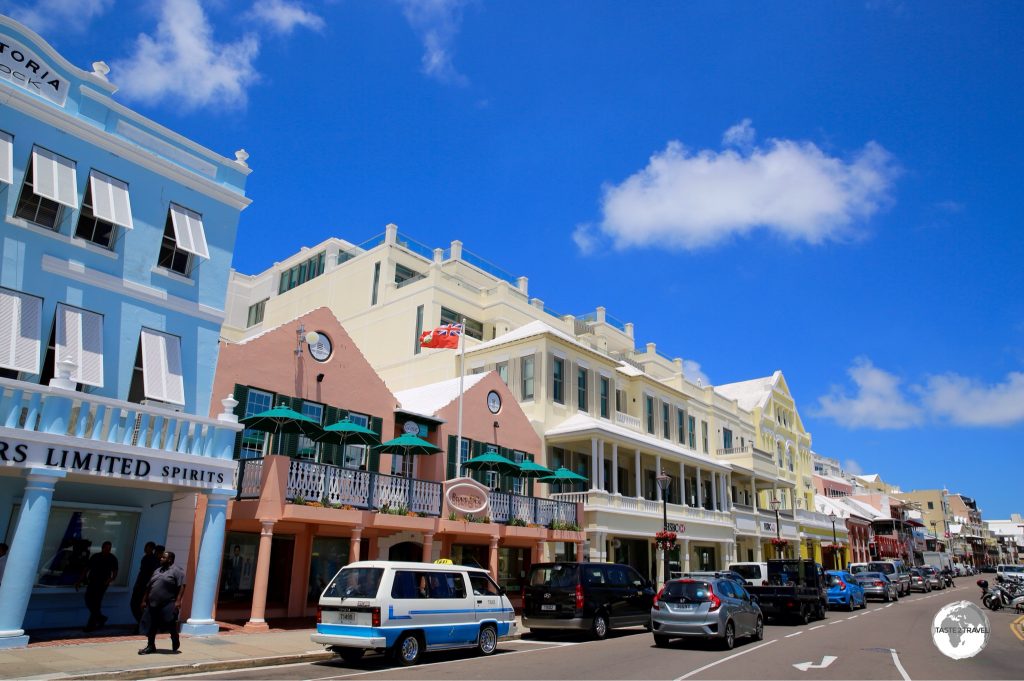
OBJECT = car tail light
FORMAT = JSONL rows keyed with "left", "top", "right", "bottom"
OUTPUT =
{"left": 371, "top": 607, "right": 381, "bottom": 628}
{"left": 653, "top": 587, "right": 664, "bottom": 611}
{"left": 874, "top": 581, "right": 884, "bottom": 587}
{"left": 575, "top": 583, "right": 585, "bottom": 610}
{"left": 707, "top": 583, "right": 722, "bottom": 612}
{"left": 316, "top": 607, "right": 322, "bottom": 623}
{"left": 838, "top": 580, "right": 847, "bottom": 591}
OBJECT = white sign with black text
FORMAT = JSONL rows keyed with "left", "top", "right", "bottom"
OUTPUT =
{"left": 0, "top": 36, "right": 68, "bottom": 107}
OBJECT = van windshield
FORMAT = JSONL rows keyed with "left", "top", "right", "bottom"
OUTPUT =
{"left": 849, "top": 564, "right": 870, "bottom": 574}
{"left": 868, "top": 562, "right": 896, "bottom": 575}
{"left": 323, "top": 567, "right": 384, "bottom": 599}
{"left": 730, "top": 565, "right": 763, "bottom": 580}
{"left": 529, "top": 565, "right": 578, "bottom": 588}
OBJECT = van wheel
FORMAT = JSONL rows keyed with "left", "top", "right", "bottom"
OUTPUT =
{"left": 477, "top": 625, "right": 498, "bottom": 656}
{"left": 721, "top": 621, "right": 736, "bottom": 650}
{"left": 591, "top": 613, "right": 609, "bottom": 640}
{"left": 393, "top": 633, "right": 421, "bottom": 666}
{"left": 799, "top": 605, "right": 811, "bottom": 625}
{"left": 337, "top": 648, "right": 364, "bottom": 664}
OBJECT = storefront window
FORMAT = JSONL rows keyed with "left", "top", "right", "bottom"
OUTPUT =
{"left": 220, "top": 531, "right": 259, "bottom": 603}
{"left": 6, "top": 505, "right": 139, "bottom": 588}
{"left": 497, "top": 547, "right": 528, "bottom": 593}
{"left": 308, "top": 536, "right": 350, "bottom": 604}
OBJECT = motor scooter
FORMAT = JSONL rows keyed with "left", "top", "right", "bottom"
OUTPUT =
{"left": 978, "top": 578, "right": 1024, "bottom": 612}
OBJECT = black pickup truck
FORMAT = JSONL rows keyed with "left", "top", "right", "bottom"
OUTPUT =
{"left": 746, "top": 559, "right": 827, "bottom": 624}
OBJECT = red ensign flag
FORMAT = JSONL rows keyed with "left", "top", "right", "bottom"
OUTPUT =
{"left": 419, "top": 323, "right": 463, "bottom": 349}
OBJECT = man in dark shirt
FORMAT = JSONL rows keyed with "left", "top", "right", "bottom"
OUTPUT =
{"left": 77, "top": 541, "right": 118, "bottom": 631}
{"left": 131, "top": 542, "right": 160, "bottom": 632}
{"left": 138, "top": 551, "right": 186, "bottom": 654}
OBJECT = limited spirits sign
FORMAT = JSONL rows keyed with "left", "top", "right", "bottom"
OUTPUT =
{"left": 0, "top": 35, "right": 68, "bottom": 107}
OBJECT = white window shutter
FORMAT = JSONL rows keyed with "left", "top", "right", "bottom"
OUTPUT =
{"left": 0, "top": 131, "right": 12, "bottom": 185}
{"left": 55, "top": 304, "right": 104, "bottom": 387}
{"left": 140, "top": 328, "right": 185, "bottom": 405}
{"left": 169, "top": 204, "right": 210, "bottom": 259}
{"left": 31, "top": 147, "right": 78, "bottom": 209}
{"left": 89, "top": 171, "right": 134, "bottom": 229}
{"left": 0, "top": 288, "right": 42, "bottom": 374}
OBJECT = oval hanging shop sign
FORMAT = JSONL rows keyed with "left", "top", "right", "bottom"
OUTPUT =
{"left": 446, "top": 482, "right": 489, "bottom": 515}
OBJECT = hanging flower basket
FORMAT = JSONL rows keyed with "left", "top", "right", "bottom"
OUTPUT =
{"left": 770, "top": 537, "right": 790, "bottom": 548}
{"left": 655, "top": 530, "right": 677, "bottom": 551}
{"left": 822, "top": 543, "right": 844, "bottom": 551}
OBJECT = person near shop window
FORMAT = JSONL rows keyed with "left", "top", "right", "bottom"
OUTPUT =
{"left": 76, "top": 541, "right": 118, "bottom": 632}
{"left": 138, "top": 551, "right": 187, "bottom": 655}
{"left": 131, "top": 542, "right": 160, "bottom": 632}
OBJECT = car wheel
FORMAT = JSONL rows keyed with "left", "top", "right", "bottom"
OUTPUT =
{"left": 800, "top": 605, "right": 812, "bottom": 625}
{"left": 477, "top": 625, "right": 498, "bottom": 656}
{"left": 884, "top": 589, "right": 891, "bottom": 603}
{"left": 393, "top": 633, "right": 421, "bottom": 667}
{"left": 336, "top": 648, "right": 364, "bottom": 665}
{"left": 591, "top": 613, "right": 609, "bottom": 640}
{"left": 721, "top": 621, "right": 736, "bottom": 650}
{"left": 846, "top": 597, "right": 855, "bottom": 612}
{"left": 653, "top": 633, "right": 671, "bottom": 648}
{"left": 754, "top": 616, "right": 764, "bottom": 641}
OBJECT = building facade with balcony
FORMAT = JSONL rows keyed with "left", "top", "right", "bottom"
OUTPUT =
{"left": 218, "top": 227, "right": 807, "bottom": 580}
{"left": 210, "top": 308, "right": 581, "bottom": 625}
{"left": 0, "top": 15, "right": 250, "bottom": 647}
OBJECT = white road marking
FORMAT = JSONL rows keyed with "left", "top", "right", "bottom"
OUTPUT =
{"left": 890, "top": 648, "right": 911, "bottom": 681}
{"left": 518, "top": 639, "right": 579, "bottom": 646}
{"left": 830, "top": 619, "right": 843, "bottom": 624}
{"left": 793, "top": 655, "right": 837, "bottom": 672}
{"left": 885, "top": 603, "right": 894, "bottom": 608}
{"left": 848, "top": 615, "right": 859, "bottom": 619}
{"left": 810, "top": 625, "right": 826, "bottom": 630}
{"left": 673, "top": 640, "right": 777, "bottom": 681}
{"left": 785, "top": 632, "right": 803, "bottom": 638}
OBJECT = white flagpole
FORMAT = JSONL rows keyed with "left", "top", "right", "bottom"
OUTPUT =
{"left": 455, "top": 318, "right": 466, "bottom": 479}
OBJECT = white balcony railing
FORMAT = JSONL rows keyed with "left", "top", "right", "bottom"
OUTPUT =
{"left": 282, "top": 459, "right": 443, "bottom": 516}
{"left": 552, "top": 489, "right": 732, "bottom": 526}
{"left": 615, "top": 411, "right": 642, "bottom": 430}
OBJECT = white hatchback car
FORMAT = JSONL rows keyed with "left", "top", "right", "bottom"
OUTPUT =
{"left": 312, "top": 561, "right": 517, "bottom": 666}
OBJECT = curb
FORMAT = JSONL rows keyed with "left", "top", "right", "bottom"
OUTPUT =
{"left": 60, "top": 629, "right": 524, "bottom": 680}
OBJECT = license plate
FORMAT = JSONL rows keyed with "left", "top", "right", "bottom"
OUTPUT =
{"left": 541, "top": 604, "right": 557, "bottom": 611}
{"left": 671, "top": 603, "right": 696, "bottom": 611}
{"left": 322, "top": 610, "right": 361, "bottom": 625}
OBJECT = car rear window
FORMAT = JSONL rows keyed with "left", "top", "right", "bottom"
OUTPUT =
{"left": 323, "top": 567, "right": 383, "bottom": 599}
{"left": 855, "top": 572, "right": 884, "bottom": 581}
{"left": 529, "top": 564, "right": 578, "bottom": 588}
{"left": 730, "top": 565, "right": 763, "bottom": 580}
{"left": 868, "top": 562, "right": 895, "bottom": 575}
{"left": 663, "top": 580, "right": 713, "bottom": 603}
{"left": 826, "top": 573, "right": 844, "bottom": 586}
{"left": 848, "top": 564, "right": 870, "bottom": 574}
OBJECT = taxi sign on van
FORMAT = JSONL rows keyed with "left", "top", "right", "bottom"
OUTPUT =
{"left": 434, "top": 558, "right": 453, "bottom": 564}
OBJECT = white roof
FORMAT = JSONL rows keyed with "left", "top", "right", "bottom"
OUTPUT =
{"left": 460, "top": 320, "right": 582, "bottom": 355}
{"left": 394, "top": 374, "right": 489, "bottom": 418}
{"left": 839, "top": 496, "right": 890, "bottom": 520}
{"left": 615, "top": 362, "right": 644, "bottom": 377}
{"left": 855, "top": 473, "right": 881, "bottom": 483}
{"left": 546, "top": 412, "right": 729, "bottom": 472}
{"left": 715, "top": 373, "right": 777, "bottom": 411}
{"left": 815, "top": 473, "right": 853, "bottom": 488}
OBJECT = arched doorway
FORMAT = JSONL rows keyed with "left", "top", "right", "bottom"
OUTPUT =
{"left": 389, "top": 541, "right": 423, "bottom": 562}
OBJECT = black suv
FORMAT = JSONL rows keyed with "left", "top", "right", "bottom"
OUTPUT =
{"left": 523, "top": 562, "right": 656, "bottom": 639}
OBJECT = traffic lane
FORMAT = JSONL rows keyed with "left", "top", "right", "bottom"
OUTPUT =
{"left": 689, "top": 582, "right": 1020, "bottom": 680}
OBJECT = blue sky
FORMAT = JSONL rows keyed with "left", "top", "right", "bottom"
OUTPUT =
{"left": 8, "top": 0, "right": 1022, "bottom": 518}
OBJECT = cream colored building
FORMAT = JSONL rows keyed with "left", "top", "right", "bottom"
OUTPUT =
{"left": 224, "top": 226, "right": 849, "bottom": 575}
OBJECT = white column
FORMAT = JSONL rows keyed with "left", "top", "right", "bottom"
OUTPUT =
{"left": 711, "top": 471, "right": 719, "bottom": 511}
{"left": 611, "top": 444, "right": 619, "bottom": 495}
{"left": 635, "top": 450, "right": 642, "bottom": 499}
{"left": 751, "top": 477, "right": 758, "bottom": 511}
{"left": 655, "top": 455, "right": 663, "bottom": 501}
{"left": 696, "top": 468, "right": 703, "bottom": 508}
{"left": 597, "top": 439, "right": 605, "bottom": 491}
{"left": 679, "top": 461, "right": 687, "bottom": 506}
{"left": 681, "top": 539, "right": 691, "bottom": 573}
{"left": 590, "top": 437, "right": 599, "bottom": 491}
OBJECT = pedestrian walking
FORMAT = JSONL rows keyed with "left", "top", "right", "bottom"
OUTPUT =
{"left": 138, "top": 551, "right": 186, "bottom": 655}
{"left": 131, "top": 542, "right": 160, "bottom": 632}
{"left": 76, "top": 540, "right": 118, "bottom": 631}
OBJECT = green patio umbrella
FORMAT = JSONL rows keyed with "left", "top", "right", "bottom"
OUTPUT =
{"left": 515, "top": 459, "right": 554, "bottom": 478}
{"left": 314, "top": 418, "right": 381, "bottom": 466}
{"left": 461, "top": 451, "right": 521, "bottom": 476}
{"left": 375, "top": 433, "right": 442, "bottom": 478}
{"left": 240, "top": 404, "right": 324, "bottom": 457}
{"left": 537, "top": 466, "right": 589, "bottom": 492}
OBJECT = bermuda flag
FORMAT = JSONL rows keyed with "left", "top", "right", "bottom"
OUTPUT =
{"left": 420, "top": 323, "right": 463, "bottom": 349}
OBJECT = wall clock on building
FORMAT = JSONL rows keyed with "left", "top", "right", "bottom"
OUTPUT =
{"left": 486, "top": 390, "right": 502, "bottom": 414}
{"left": 307, "top": 332, "right": 332, "bottom": 362}
{"left": 403, "top": 420, "right": 420, "bottom": 435}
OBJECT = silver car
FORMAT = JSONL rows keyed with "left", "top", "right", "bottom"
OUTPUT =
{"left": 651, "top": 577, "right": 763, "bottom": 650}
{"left": 854, "top": 571, "right": 899, "bottom": 602}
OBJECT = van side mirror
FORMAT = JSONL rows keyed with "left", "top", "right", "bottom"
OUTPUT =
{"left": 498, "top": 586, "right": 507, "bottom": 596}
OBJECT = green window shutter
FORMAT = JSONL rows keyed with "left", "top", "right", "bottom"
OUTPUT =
{"left": 278, "top": 396, "right": 302, "bottom": 457}
{"left": 322, "top": 406, "right": 340, "bottom": 465}
{"left": 232, "top": 384, "right": 249, "bottom": 460}
{"left": 498, "top": 446, "right": 513, "bottom": 492}
{"left": 367, "top": 416, "right": 384, "bottom": 472}
{"left": 447, "top": 434, "right": 458, "bottom": 480}
{"left": 526, "top": 452, "right": 535, "bottom": 496}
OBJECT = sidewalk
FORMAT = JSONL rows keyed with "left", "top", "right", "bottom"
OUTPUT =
{"left": 0, "top": 618, "right": 525, "bottom": 680}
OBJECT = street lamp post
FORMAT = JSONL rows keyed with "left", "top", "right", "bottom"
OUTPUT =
{"left": 656, "top": 470, "right": 672, "bottom": 586}
{"left": 930, "top": 521, "right": 938, "bottom": 551}
{"left": 829, "top": 511, "right": 839, "bottom": 570}
{"left": 770, "top": 496, "right": 782, "bottom": 558}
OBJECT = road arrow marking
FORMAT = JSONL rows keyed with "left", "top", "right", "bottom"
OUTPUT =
{"left": 793, "top": 656, "right": 837, "bottom": 672}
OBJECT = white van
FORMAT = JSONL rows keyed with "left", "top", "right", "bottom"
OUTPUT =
{"left": 312, "top": 561, "right": 517, "bottom": 666}
{"left": 728, "top": 562, "right": 768, "bottom": 586}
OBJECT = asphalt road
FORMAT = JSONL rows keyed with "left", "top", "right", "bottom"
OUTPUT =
{"left": 168, "top": 582, "right": 1024, "bottom": 681}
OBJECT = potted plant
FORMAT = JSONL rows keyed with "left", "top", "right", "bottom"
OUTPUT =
{"left": 655, "top": 530, "right": 677, "bottom": 551}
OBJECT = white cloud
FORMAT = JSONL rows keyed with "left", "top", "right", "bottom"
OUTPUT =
{"left": 722, "top": 118, "right": 755, "bottom": 149}
{"left": 586, "top": 122, "right": 899, "bottom": 252}
{"left": 396, "top": 0, "right": 468, "bottom": 85}
{"left": 816, "top": 358, "right": 924, "bottom": 429}
{"left": 112, "top": 0, "right": 260, "bottom": 111}
{"left": 842, "top": 458, "right": 864, "bottom": 476}
{"left": 3, "top": 0, "right": 113, "bottom": 34}
{"left": 917, "top": 372, "right": 1024, "bottom": 426}
{"left": 247, "top": 0, "right": 324, "bottom": 35}
{"left": 572, "top": 224, "right": 598, "bottom": 255}
{"left": 683, "top": 360, "right": 710, "bottom": 387}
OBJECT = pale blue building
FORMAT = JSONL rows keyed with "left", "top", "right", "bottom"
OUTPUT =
{"left": 0, "top": 15, "right": 250, "bottom": 647}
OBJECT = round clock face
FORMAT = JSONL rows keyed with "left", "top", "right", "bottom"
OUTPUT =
{"left": 486, "top": 390, "right": 501, "bottom": 414}
{"left": 307, "top": 333, "right": 332, "bottom": 362}
{"left": 403, "top": 420, "right": 420, "bottom": 435}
